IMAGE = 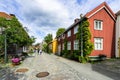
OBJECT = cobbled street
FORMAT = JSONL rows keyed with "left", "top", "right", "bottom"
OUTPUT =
{"left": 0, "top": 53, "right": 120, "bottom": 80}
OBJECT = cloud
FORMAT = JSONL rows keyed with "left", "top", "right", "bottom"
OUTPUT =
{"left": 0, "top": 0, "right": 120, "bottom": 43}
{"left": 15, "top": 0, "right": 71, "bottom": 41}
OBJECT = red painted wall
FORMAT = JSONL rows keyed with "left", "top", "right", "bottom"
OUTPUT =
{"left": 88, "top": 8, "right": 115, "bottom": 58}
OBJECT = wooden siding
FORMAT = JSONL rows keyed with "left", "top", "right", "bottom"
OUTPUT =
{"left": 88, "top": 8, "right": 115, "bottom": 58}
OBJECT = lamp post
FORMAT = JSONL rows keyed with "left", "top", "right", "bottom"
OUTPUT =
{"left": 4, "top": 32, "right": 7, "bottom": 63}
{"left": 0, "top": 27, "right": 7, "bottom": 63}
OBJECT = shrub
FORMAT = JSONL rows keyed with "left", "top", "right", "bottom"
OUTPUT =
{"left": 62, "top": 50, "right": 70, "bottom": 58}
{"left": 79, "top": 56, "right": 88, "bottom": 63}
{"left": 73, "top": 50, "right": 80, "bottom": 61}
{"left": 22, "top": 52, "right": 28, "bottom": 57}
{"left": 99, "top": 54, "right": 106, "bottom": 60}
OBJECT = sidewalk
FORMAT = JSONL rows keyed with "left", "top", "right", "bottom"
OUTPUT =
{"left": 93, "top": 58, "right": 120, "bottom": 74}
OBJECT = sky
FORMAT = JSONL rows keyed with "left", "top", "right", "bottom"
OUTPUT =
{"left": 0, "top": 0, "right": 120, "bottom": 44}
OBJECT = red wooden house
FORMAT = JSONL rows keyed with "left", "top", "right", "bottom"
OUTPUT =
{"left": 56, "top": 2, "right": 116, "bottom": 58}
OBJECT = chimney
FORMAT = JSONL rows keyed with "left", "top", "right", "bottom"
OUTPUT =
{"left": 10, "top": 14, "right": 15, "bottom": 17}
{"left": 74, "top": 18, "right": 80, "bottom": 23}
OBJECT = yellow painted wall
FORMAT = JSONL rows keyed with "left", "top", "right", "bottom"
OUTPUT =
{"left": 52, "top": 39, "right": 57, "bottom": 54}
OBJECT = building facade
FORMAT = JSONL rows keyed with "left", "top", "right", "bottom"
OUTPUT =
{"left": 56, "top": 2, "right": 117, "bottom": 58}
{"left": 115, "top": 10, "right": 120, "bottom": 57}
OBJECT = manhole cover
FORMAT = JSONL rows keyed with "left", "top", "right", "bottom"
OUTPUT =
{"left": 36, "top": 72, "right": 49, "bottom": 78}
{"left": 16, "top": 68, "right": 29, "bottom": 73}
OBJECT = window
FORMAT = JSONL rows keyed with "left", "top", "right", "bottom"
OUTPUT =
{"left": 67, "top": 30, "right": 71, "bottom": 37}
{"left": 67, "top": 41, "right": 71, "bottom": 50}
{"left": 62, "top": 34, "right": 65, "bottom": 39}
{"left": 94, "top": 20, "right": 103, "bottom": 30}
{"left": 94, "top": 38, "right": 103, "bottom": 50}
{"left": 74, "top": 25, "right": 79, "bottom": 34}
{"left": 62, "top": 43, "right": 64, "bottom": 50}
{"left": 74, "top": 40, "right": 79, "bottom": 50}
{"left": 58, "top": 37, "right": 60, "bottom": 41}
{"left": 58, "top": 45, "right": 61, "bottom": 55}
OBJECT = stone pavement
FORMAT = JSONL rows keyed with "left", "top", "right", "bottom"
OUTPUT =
{"left": 0, "top": 53, "right": 120, "bottom": 80}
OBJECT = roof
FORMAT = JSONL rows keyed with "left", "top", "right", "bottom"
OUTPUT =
{"left": 0, "top": 12, "right": 12, "bottom": 19}
{"left": 85, "top": 2, "right": 116, "bottom": 21}
{"left": 56, "top": 17, "right": 85, "bottom": 38}
{"left": 116, "top": 10, "right": 120, "bottom": 16}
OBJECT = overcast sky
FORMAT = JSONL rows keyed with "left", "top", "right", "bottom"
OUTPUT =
{"left": 0, "top": 0, "right": 120, "bottom": 43}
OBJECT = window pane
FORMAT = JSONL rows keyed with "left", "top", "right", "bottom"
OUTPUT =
{"left": 74, "top": 25, "right": 78, "bottom": 34}
{"left": 99, "top": 21, "right": 101, "bottom": 29}
{"left": 94, "top": 38, "right": 103, "bottom": 50}
{"left": 74, "top": 40, "right": 79, "bottom": 50}
{"left": 67, "top": 42, "right": 71, "bottom": 50}
{"left": 94, "top": 20, "right": 103, "bottom": 30}
{"left": 67, "top": 30, "right": 71, "bottom": 37}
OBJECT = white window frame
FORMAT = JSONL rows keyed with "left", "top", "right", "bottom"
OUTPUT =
{"left": 74, "top": 25, "right": 79, "bottom": 34}
{"left": 67, "top": 41, "right": 71, "bottom": 50}
{"left": 67, "top": 30, "right": 71, "bottom": 37}
{"left": 74, "top": 40, "right": 79, "bottom": 50}
{"left": 94, "top": 38, "right": 103, "bottom": 50}
{"left": 94, "top": 20, "right": 103, "bottom": 30}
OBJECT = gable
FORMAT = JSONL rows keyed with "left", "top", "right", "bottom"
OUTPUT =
{"left": 85, "top": 2, "right": 116, "bottom": 21}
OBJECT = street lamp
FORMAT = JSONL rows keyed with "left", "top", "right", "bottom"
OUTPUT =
{"left": 0, "top": 27, "right": 7, "bottom": 63}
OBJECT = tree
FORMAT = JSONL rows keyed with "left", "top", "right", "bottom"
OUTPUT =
{"left": 44, "top": 34, "right": 53, "bottom": 44}
{"left": 76, "top": 19, "right": 93, "bottom": 63}
{"left": 43, "top": 33, "right": 53, "bottom": 53}
{"left": 0, "top": 17, "right": 34, "bottom": 55}
{"left": 6, "top": 17, "right": 34, "bottom": 46}
{"left": 56, "top": 28, "right": 65, "bottom": 37}
{"left": 42, "top": 43, "right": 47, "bottom": 52}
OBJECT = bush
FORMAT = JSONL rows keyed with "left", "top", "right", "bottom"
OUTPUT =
{"left": 22, "top": 52, "right": 28, "bottom": 57}
{"left": 99, "top": 54, "right": 106, "bottom": 60}
{"left": 79, "top": 56, "right": 88, "bottom": 63}
{"left": 73, "top": 50, "right": 80, "bottom": 61}
{"left": 62, "top": 50, "right": 70, "bottom": 58}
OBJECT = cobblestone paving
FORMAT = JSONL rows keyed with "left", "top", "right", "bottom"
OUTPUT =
{"left": 18, "top": 53, "right": 88, "bottom": 80}
{"left": 0, "top": 53, "right": 119, "bottom": 80}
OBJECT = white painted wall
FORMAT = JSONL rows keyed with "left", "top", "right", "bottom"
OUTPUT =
{"left": 115, "top": 14, "right": 120, "bottom": 57}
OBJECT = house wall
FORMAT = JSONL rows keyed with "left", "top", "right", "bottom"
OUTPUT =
{"left": 115, "top": 12, "right": 120, "bottom": 57}
{"left": 88, "top": 8, "right": 115, "bottom": 58}
{"left": 52, "top": 39, "right": 58, "bottom": 54}
{"left": 57, "top": 25, "right": 77, "bottom": 54}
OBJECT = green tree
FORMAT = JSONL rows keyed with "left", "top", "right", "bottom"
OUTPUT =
{"left": 42, "top": 43, "right": 47, "bottom": 52}
{"left": 5, "top": 17, "right": 34, "bottom": 46}
{"left": 0, "top": 17, "right": 34, "bottom": 56}
{"left": 44, "top": 34, "right": 53, "bottom": 44}
{"left": 56, "top": 28, "right": 65, "bottom": 37}
{"left": 44, "top": 33, "right": 53, "bottom": 53}
{"left": 76, "top": 19, "right": 93, "bottom": 63}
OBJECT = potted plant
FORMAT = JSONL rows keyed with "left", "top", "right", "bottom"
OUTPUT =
{"left": 11, "top": 55, "right": 20, "bottom": 65}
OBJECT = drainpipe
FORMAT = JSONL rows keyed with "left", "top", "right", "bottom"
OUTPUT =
{"left": 80, "top": 21, "right": 83, "bottom": 57}
{"left": 80, "top": 14, "right": 83, "bottom": 57}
